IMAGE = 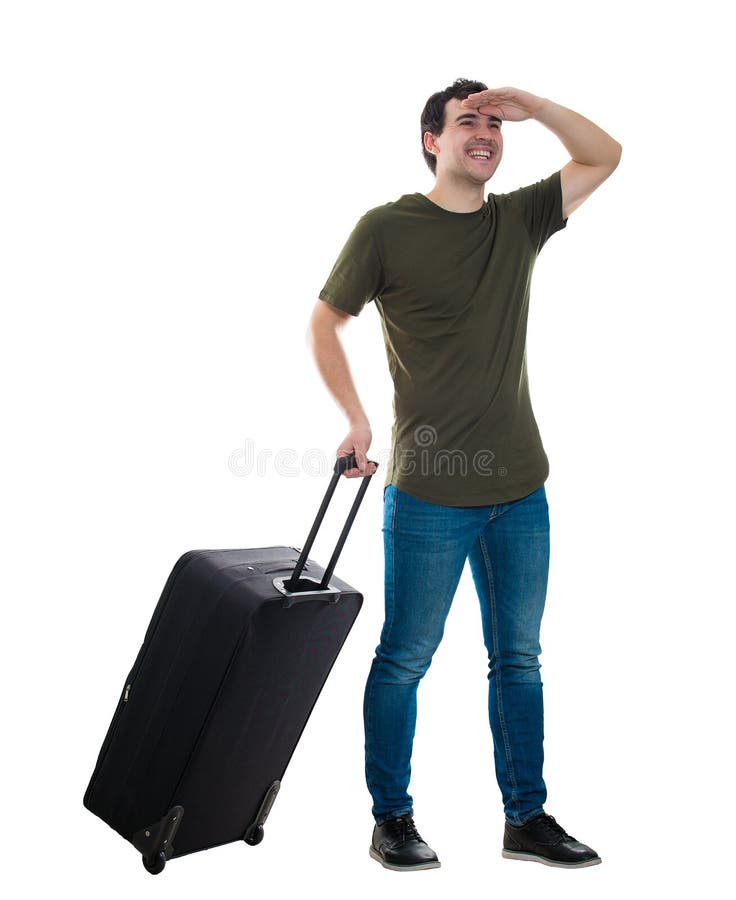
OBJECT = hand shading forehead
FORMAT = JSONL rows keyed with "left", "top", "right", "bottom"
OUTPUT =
{"left": 443, "top": 97, "right": 502, "bottom": 128}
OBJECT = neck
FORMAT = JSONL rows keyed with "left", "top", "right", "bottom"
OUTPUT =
{"left": 424, "top": 173, "right": 486, "bottom": 213}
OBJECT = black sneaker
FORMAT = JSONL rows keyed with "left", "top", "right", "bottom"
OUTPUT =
{"left": 369, "top": 814, "right": 441, "bottom": 871}
{"left": 502, "top": 813, "right": 601, "bottom": 868}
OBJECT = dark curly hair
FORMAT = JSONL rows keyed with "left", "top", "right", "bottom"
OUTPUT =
{"left": 420, "top": 78, "right": 488, "bottom": 175}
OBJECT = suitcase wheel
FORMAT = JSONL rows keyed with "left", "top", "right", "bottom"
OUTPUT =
{"left": 244, "top": 824, "right": 264, "bottom": 846}
{"left": 142, "top": 850, "right": 167, "bottom": 875}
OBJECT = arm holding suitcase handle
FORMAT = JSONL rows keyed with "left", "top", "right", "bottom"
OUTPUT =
{"left": 283, "top": 453, "right": 378, "bottom": 593}
{"left": 306, "top": 301, "right": 376, "bottom": 480}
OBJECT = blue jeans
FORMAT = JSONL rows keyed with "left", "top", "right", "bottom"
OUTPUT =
{"left": 363, "top": 482, "right": 550, "bottom": 827}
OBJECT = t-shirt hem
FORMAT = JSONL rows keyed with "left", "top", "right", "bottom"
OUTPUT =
{"left": 385, "top": 471, "right": 549, "bottom": 507}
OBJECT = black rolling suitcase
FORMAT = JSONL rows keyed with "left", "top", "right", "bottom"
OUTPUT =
{"left": 83, "top": 453, "right": 377, "bottom": 875}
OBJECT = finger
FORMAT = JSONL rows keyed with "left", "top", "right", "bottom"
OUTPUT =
{"left": 344, "top": 463, "right": 376, "bottom": 478}
{"left": 463, "top": 90, "right": 501, "bottom": 100}
{"left": 464, "top": 89, "right": 513, "bottom": 104}
{"left": 461, "top": 98, "right": 503, "bottom": 114}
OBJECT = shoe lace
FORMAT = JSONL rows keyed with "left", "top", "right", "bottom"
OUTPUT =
{"left": 389, "top": 815, "right": 423, "bottom": 842}
{"left": 536, "top": 814, "right": 574, "bottom": 843}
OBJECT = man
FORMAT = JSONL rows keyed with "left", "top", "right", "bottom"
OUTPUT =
{"left": 306, "top": 79, "right": 621, "bottom": 871}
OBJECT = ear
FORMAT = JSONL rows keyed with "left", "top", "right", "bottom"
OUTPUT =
{"left": 423, "top": 131, "right": 438, "bottom": 157}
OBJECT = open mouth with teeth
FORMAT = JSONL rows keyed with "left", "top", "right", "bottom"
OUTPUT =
{"left": 467, "top": 148, "right": 494, "bottom": 160}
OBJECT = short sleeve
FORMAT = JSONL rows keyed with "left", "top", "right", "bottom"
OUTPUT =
{"left": 503, "top": 169, "right": 568, "bottom": 255}
{"left": 319, "top": 215, "right": 385, "bottom": 317}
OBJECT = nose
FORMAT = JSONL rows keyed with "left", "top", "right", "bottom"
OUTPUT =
{"left": 476, "top": 121, "right": 499, "bottom": 139}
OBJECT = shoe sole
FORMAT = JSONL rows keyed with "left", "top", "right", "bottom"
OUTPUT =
{"left": 502, "top": 849, "right": 602, "bottom": 868}
{"left": 368, "top": 846, "right": 441, "bottom": 871}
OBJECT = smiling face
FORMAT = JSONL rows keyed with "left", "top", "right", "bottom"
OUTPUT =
{"left": 423, "top": 97, "right": 503, "bottom": 185}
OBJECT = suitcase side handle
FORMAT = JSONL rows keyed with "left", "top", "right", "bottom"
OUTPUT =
{"left": 283, "top": 453, "right": 378, "bottom": 593}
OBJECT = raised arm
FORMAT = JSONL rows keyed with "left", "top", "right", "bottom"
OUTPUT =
{"left": 461, "top": 87, "right": 622, "bottom": 218}
{"left": 306, "top": 299, "right": 378, "bottom": 478}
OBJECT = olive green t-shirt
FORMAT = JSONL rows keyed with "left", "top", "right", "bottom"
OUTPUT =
{"left": 319, "top": 170, "right": 568, "bottom": 506}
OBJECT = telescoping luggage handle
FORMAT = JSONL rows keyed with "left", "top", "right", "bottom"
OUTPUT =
{"left": 282, "top": 453, "right": 378, "bottom": 594}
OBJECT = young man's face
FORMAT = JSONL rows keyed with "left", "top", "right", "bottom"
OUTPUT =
{"left": 425, "top": 97, "right": 504, "bottom": 184}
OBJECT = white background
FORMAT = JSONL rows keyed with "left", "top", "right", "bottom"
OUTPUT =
{"left": 2, "top": 1, "right": 733, "bottom": 897}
